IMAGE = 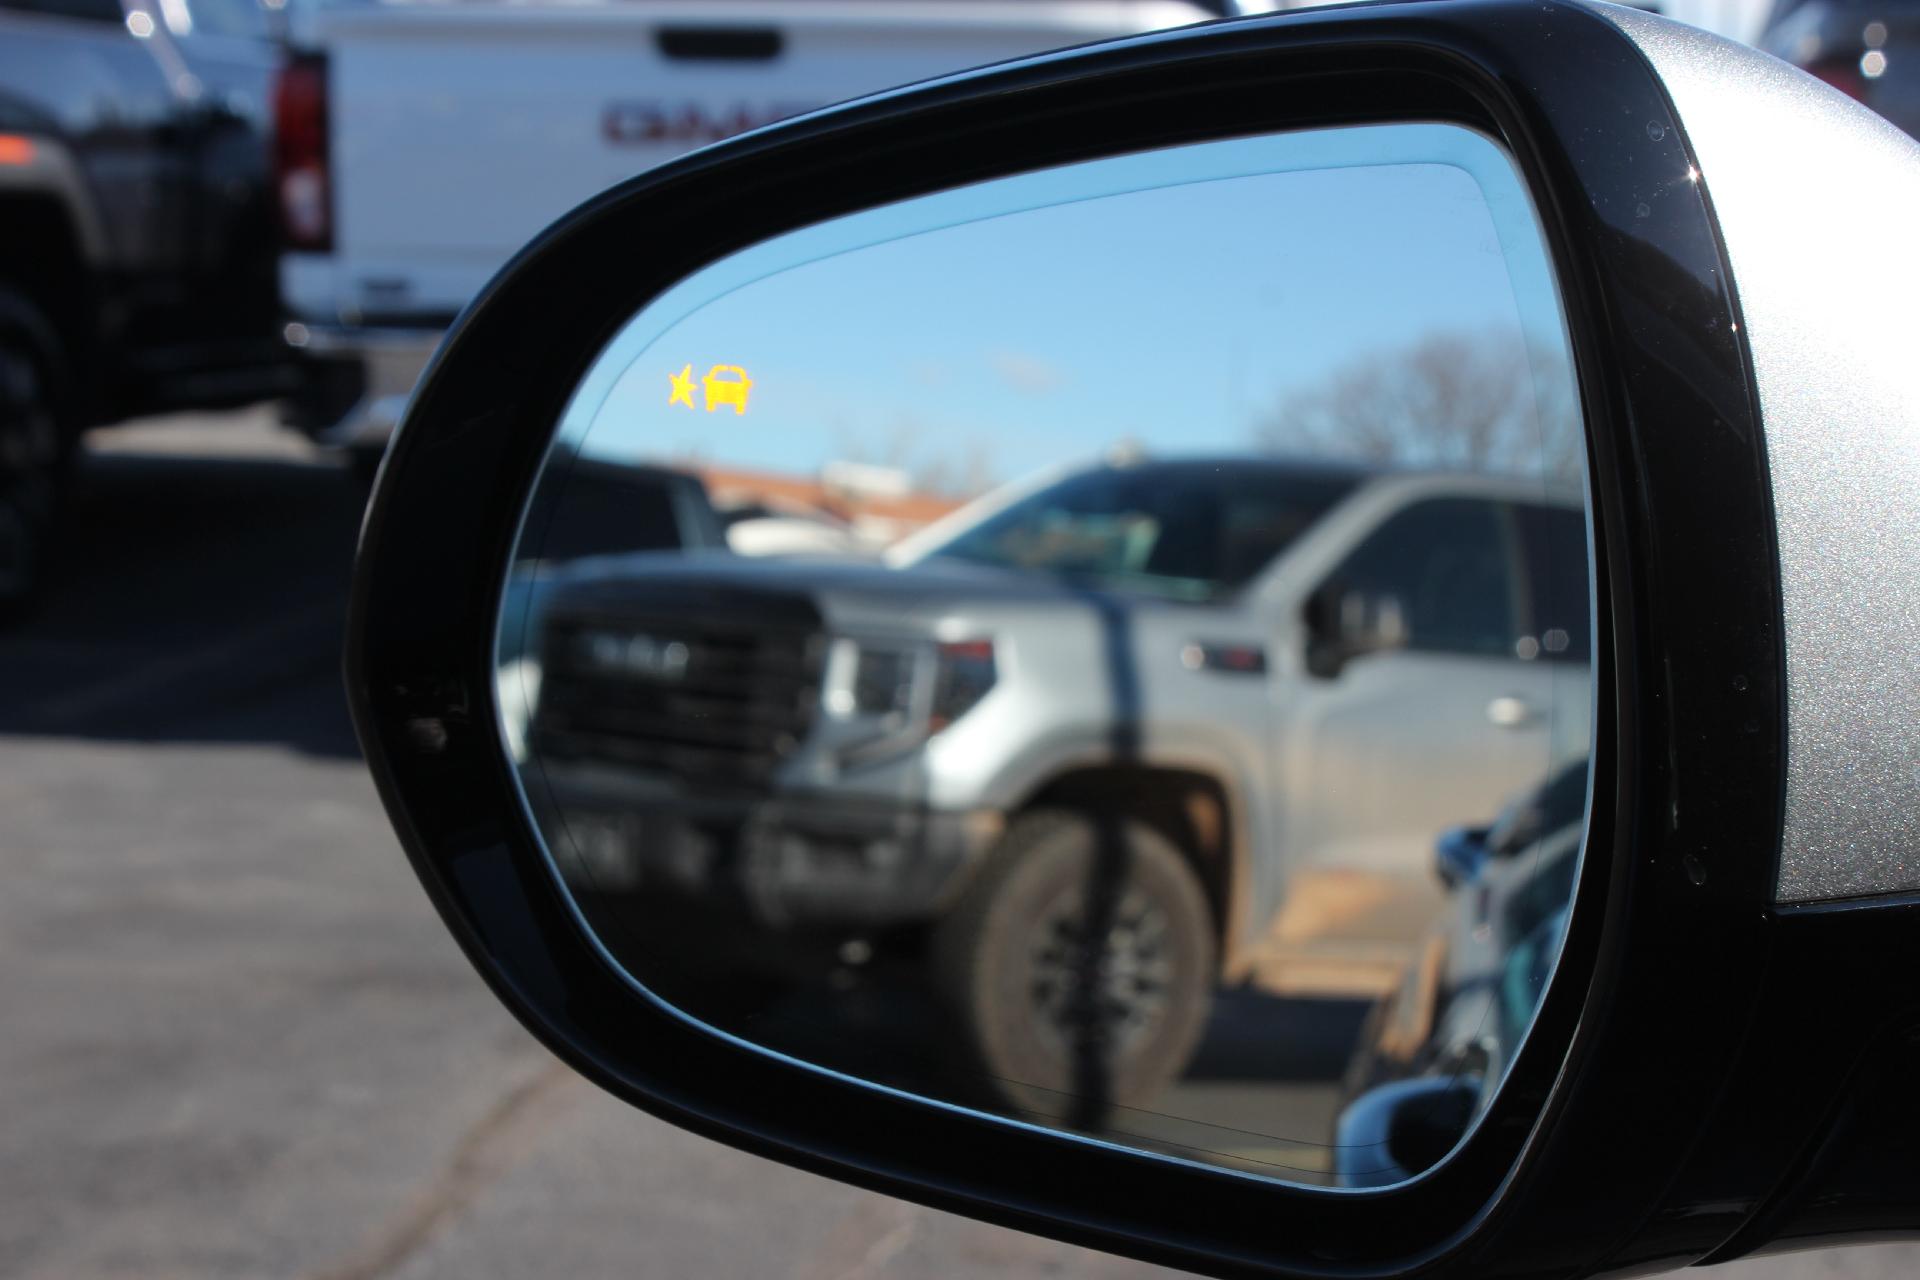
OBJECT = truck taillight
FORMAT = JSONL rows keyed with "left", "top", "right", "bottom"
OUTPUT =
{"left": 273, "top": 53, "right": 331, "bottom": 252}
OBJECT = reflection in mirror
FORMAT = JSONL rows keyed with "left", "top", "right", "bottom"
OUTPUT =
{"left": 498, "top": 123, "right": 1594, "bottom": 1188}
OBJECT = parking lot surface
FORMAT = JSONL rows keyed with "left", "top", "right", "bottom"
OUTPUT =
{"left": 0, "top": 410, "right": 1910, "bottom": 1279}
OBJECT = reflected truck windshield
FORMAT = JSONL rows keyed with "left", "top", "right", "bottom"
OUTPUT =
{"left": 916, "top": 459, "right": 1361, "bottom": 599}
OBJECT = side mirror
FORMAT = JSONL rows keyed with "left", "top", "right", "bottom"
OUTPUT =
{"left": 1435, "top": 824, "right": 1491, "bottom": 890}
{"left": 1304, "top": 580, "right": 1409, "bottom": 678}
{"left": 1332, "top": 1075, "right": 1482, "bottom": 1190}
{"left": 345, "top": 3, "right": 1920, "bottom": 1276}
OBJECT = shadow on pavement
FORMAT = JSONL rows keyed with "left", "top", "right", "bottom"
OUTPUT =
{"left": 0, "top": 446, "right": 367, "bottom": 758}
{"left": 1184, "top": 989, "right": 1373, "bottom": 1083}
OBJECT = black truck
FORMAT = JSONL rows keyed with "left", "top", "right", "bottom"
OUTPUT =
{"left": 0, "top": 0, "right": 290, "bottom": 606}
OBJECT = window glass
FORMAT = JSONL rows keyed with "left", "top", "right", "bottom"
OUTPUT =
{"left": 1515, "top": 502, "right": 1592, "bottom": 663}
{"left": 15, "top": 0, "right": 126, "bottom": 22}
{"left": 1327, "top": 498, "right": 1519, "bottom": 657}
{"left": 921, "top": 462, "right": 1358, "bottom": 600}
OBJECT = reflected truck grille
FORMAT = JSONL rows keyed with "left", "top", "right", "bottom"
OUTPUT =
{"left": 535, "top": 595, "right": 824, "bottom": 786}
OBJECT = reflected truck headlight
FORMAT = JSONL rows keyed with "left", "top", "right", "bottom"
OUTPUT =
{"left": 498, "top": 656, "right": 543, "bottom": 764}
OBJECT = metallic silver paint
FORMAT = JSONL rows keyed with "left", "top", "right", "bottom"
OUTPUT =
{"left": 1599, "top": 5, "right": 1920, "bottom": 901}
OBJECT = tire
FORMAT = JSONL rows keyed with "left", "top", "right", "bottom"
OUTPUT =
{"left": 932, "top": 808, "right": 1216, "bottom": 1124}
{"left": 0, "top": 288, "right": 68, "bottom": 617}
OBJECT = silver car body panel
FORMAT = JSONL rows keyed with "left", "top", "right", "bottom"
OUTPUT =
{"left": 808, "top": 468, "right": 1590, "bottom": 964}
{"left": 1600, "top": 6, "right": 1920, "bottom": 902}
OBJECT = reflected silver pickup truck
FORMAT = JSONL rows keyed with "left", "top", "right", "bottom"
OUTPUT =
{"left": 518, "top": 455, "right": 1590, "bottom": 1102}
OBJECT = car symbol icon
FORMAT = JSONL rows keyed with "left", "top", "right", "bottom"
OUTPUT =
{"left": 702, "top": 365, "right": 753, "bottom": 414}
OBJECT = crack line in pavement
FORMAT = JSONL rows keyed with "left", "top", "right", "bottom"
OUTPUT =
{"left": 840, "top": 1219, "right": 916, "bottom": 1280}
{"left": 799, "top": 1197, "right": 922, "bottom": 1280}
{"left": 303, "top": 1060, "right": 576, "bottom": 1280}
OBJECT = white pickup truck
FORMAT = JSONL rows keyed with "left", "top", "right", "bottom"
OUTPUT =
{"left": 275, "top": 0, "right": 1229, "bottom": 465}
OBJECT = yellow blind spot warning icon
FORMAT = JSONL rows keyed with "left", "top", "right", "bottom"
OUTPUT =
{"left": 702, "top": 364, "right": 753, "bottom": 414}
{"left": 668, "top": 363, "right": 753, "bottom": 414}
{"left": 667, "top": 364, "right": 696, "bottom": 409}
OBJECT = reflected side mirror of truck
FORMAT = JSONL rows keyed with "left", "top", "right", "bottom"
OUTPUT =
{"left": 1334, "top": 1074, "right": 1485, "bottom": 1190}
{"left": 1303, "top": 580, "right": 1410, "bottom": 679}
{"left": 1436, "top": 824, "right": 1493, "bottom": 889}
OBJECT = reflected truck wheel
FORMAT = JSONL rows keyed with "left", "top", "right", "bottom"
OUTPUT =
{"left": 933, "top": 809, "right": 1215, "bottom": 1123}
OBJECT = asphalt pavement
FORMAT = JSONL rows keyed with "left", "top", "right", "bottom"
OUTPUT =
{"left": 1, "top": 409, "right": 1911, "bottom": 1279}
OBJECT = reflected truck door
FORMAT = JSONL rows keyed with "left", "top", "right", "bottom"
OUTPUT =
{"left": 1272, "top": 498, "right": 1557, "bottom": 888}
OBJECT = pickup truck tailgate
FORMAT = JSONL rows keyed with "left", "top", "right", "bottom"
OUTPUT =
{"left": 322, "top": 1, "right": 1216, "bottom": 316}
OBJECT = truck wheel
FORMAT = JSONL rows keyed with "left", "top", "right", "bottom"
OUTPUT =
{"left": 0, "top": 289, "right": 66, "bottom": 615}
{"left": 933, "top": 809, "right": 1215, "bottom": 1123}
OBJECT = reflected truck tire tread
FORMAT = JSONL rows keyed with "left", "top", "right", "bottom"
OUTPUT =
{"left": 932, "top": 808, "right": 1215, "bottom": 1120}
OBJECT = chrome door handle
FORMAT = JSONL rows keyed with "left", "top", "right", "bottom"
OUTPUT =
{"left": 1487, "top": 695, "right": 1537, "bottom": 728}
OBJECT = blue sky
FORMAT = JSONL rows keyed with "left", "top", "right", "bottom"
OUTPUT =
{"left": 558, "top": 124, "right": 1570, "bottom": 490}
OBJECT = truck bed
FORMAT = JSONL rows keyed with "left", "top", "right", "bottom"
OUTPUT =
{"left": 292, "top": 0, "right": 1220, "bottom": 321}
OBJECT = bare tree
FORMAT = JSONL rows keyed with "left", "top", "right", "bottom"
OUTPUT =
{"left": 838, "top": 419, "right": 1000, "bottom": 498}
{"left": 1256, "top": 329, "right": 1583, "bottom": 480}
{"left": 912, "top": 437, "right": 999, "bottom": 498}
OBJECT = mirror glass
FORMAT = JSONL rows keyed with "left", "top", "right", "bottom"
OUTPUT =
{"left": 498, "top": 123, "right": 1593, "bottom": 1188}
